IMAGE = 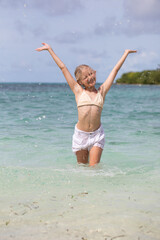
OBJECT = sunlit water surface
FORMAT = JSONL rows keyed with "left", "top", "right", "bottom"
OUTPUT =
{"left": 0, "top": 83, "right": 160, "bottom": 240}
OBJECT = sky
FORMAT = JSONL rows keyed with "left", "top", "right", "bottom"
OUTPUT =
{"left": 0, "top": 0, "right": 160, "bottom": 83}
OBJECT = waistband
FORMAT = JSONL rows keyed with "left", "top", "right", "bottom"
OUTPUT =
{"left": 75, "top": 124, "right": 103, "bottom": 135}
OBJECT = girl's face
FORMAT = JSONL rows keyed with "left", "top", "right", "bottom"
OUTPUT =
{"left": 80, "top": 68, "right": 96, "bottom": 88}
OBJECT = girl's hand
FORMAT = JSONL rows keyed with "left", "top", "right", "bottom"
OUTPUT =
{"left": 35, "top": 43, "right": 51, "bottom": 51}
{"left": 125, "top": 49, "right": 137, "bottom": 54}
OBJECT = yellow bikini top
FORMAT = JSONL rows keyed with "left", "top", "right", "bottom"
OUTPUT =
{"left": 77, "top": 90, "right": 104, "bottom": 109}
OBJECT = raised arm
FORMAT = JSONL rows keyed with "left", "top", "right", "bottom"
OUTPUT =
{"left": 100, "top": 50, "right": 137, "bottom": 96}
{"left": 35, "top": 43, "right": 81, "bottom": 94}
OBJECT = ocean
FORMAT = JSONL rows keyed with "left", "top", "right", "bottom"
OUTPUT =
{"left": 0, "top": 83, "right": 160, "bottom": 240}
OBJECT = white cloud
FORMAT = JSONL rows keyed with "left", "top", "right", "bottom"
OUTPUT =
{"left": 0, "top": 0, "right": 83, "bottom": 16}
{"left": 94, "top": 0, "right": 160, "bottom": 36}
{"left": 123, "top": 0, "right": 160, "bottom": 35}
{"left": 54, "top": 31, "right": 84, "bottom": 44}
{"left": 33, "top": 0, "right": 83, "bottom": 16}
{"left": 123, "top": 50, "right": 159, "bottom": 72}
{"left": 124, "top": 0, "right": 160, "bottom": 20}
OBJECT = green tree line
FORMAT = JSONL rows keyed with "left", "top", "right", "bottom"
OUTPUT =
{"left": 116, "top": 70, "right": 160, "bottom": 84}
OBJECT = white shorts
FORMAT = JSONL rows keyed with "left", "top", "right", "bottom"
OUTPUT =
{"left": 72, "top": 124, "right": 105, "bottom": 153}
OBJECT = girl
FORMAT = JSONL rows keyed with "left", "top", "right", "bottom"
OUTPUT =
{"left": 36, "top": 43, "right": 137, "bottom": 166}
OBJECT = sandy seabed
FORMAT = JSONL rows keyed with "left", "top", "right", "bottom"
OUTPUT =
{"left": 1, "top": 187, "right": 160, "bottom": 240}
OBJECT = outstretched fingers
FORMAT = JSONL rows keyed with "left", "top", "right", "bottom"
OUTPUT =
{"left": 125, "top": 49, "right": 137, "bottom": 54}
{"left": 35, "top": 47, "right": 42, "bottom": 51}
{"left": 35, "top": 43, "right": 51, "bottom": 52}
{"left": 130, "top": 50, "right": 137, "bottom": 53}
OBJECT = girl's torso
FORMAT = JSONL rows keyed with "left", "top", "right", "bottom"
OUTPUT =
{"left": 75, "top": 89, "right": 104, "bottom": 132}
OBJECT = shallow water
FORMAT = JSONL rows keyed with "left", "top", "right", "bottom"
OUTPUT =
{"left": 0, "top": 83, "right": 160, "bottom": 239}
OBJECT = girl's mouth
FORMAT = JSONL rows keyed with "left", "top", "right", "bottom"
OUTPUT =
{"left": 88, "top": 77, "right": 95, "bottom": 84}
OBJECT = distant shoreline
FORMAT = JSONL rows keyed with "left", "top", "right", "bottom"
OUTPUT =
{"left": 115, "top": 83, "right": 160, "bottom": 85}
{"left": 116, "top": 70, "right": 160, "bottom": 85}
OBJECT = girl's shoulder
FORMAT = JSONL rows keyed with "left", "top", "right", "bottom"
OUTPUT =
{"left": 74, "top": 85, "right": 84, "bottom": 102}
{"left": 98, "top": 85, "right": 104, "bottom": 95}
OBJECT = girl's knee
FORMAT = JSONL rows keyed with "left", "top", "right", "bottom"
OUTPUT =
{"left": 76, "top": 150, "right": 89, "bottom": 164}
{"left": 89, "top": 146, "right": 103, "bottom": 166}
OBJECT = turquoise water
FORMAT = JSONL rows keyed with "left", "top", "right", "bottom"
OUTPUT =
{"left": 0, "top": 83, "right": 160, "bottom": 240}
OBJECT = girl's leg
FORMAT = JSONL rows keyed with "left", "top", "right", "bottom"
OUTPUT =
{"left": 76, "top": 149, "right": 89, "bottom": 164}
{"left": 89, "top": 146, "right": 103, "bottom": 166}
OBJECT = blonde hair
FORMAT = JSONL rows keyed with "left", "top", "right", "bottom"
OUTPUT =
{"left": 74, "top": 64, "right": 91, "bottom": 84}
